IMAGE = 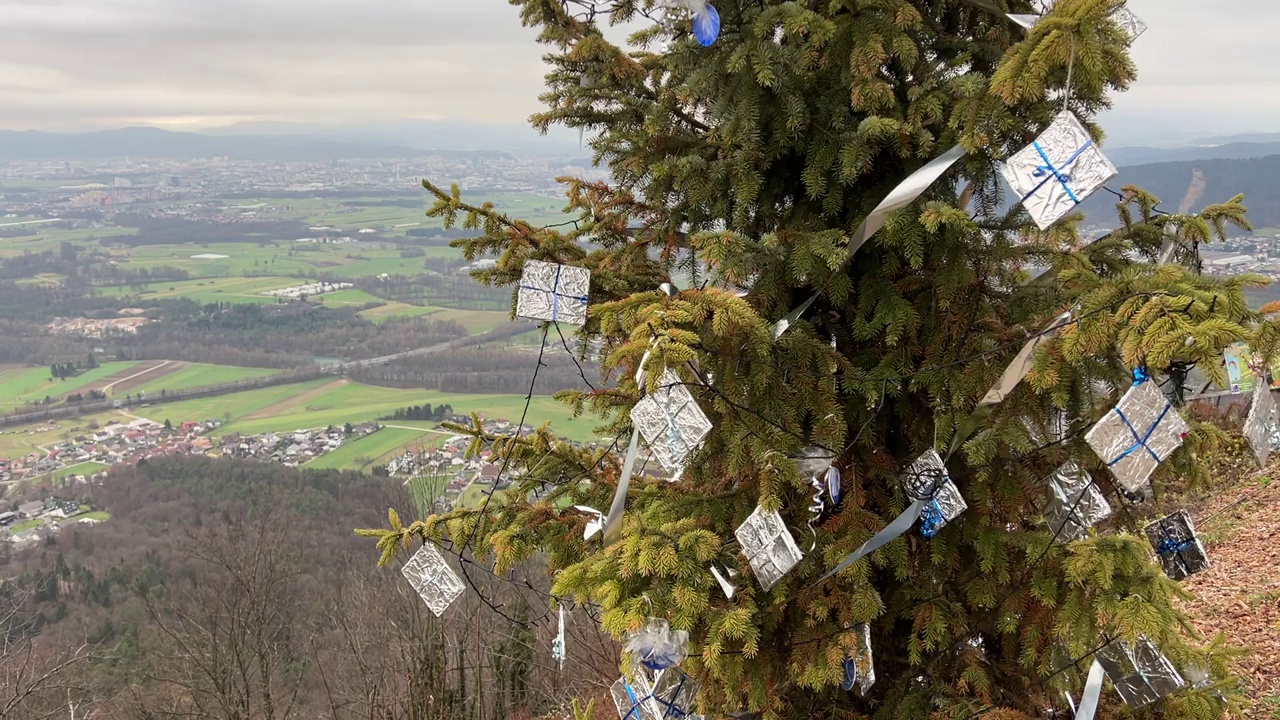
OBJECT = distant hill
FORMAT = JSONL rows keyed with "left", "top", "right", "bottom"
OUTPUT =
{"left": 1107, "top": 142, "right": 1280, "bottom": 167}
{"left": 0, "top": 127, "right": 437, "bottom": 162}
{"left": 1076, "top": 154, "right": 1280, "bottom": 228}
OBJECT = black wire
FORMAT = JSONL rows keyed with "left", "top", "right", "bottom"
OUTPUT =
{"left": 458, "top": 323, "right": 550, "bottom": 555}
{"left": 554, "top": 321, "right": 599, "bottom": 392}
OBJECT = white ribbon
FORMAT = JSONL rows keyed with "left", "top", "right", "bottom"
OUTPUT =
{"left": 1072, "top": 659, "right": 1106, "bottom": 719}
{"left": 820, "top": 498, "right": 928, "bottom": 581}
{"left": 772, "top": 145, "right": 968, "bottom": 338}
{"left": 710, "top": 564, "right": 737, "bottom": 599}
{"left": 978, "top": 310, "right": 1074, "bottom": 407}
{"left": 573, "top": 505, "right": 606, "bottom": 541}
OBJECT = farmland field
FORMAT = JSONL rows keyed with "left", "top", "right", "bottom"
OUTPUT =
{"left": 128, "top": 378, "right": 607, "bottom": 442}
{"left": 0, "top": 362, "right": 143, "bottom": 408}
{"left": 127, "top": 363, "right": 283, "bottom": 397}
{"left": 357, "top": 303, "right": 439, "bottom": 322}
{"left": 97, "top": 275, "right": 299, "bottom": 304}
{"left": 305, "top": 426, "right": 445, "bottom": 471}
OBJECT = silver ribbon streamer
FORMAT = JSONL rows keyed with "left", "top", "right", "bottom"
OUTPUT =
{"left": 806, "top": 473, "right": 825, "bottom": 551}
{"left": 710, "top": 565, "right": 737, "bottom": 599}
{"left": 978, "top": 310, "right": 1074, "bottom": 407}
{"left": 1074, "top": 659, "right": 1106, "bottom": 720}
{"left": 574, "top": 505, "right": 606, "bottom": 540}
{"left": 552, "top": 605, "right": 567, "bottom": 671}
{"left": 771, "top": 145, "right": 968, "bottom": 338}
{"left": 602, "top": 427, "right": 642, "bottom": 545}
{"left": 820, "top": 498, "right": 927, "bottom": 581}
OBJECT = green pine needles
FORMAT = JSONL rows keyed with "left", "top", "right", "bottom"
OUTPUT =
{"left": 360, "top": 1, "right": 1276, "bottom": 717}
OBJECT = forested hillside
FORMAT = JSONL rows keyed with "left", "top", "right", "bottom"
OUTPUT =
{"left": 1079, "top": 154, "right": 1280, "bottom": 227}
{"left": 0, "top": 457, "right": 618, "bottom": 720}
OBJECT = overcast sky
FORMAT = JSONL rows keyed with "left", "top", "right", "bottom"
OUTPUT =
{"left": 0, "top": 0, "right": 1274, "bottom": 145}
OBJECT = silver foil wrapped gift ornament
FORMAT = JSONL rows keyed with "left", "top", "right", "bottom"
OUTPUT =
{"left": 625, "top": 618, "right": 690, "bottom": 672}
{"left": 1096, "top": 637, "right": 1187, "bottom": 708}
{"left": 1001, "top": 111, "right": 1118, "bottom": 231}
{"left": 611, "top": 669, "right": 700, "bottom": 720}
{"left": 1144, "top": 510, "right": 1210, "bottom": 581}
{"left": 401, "top": 542, "right": 466, "bottom": 617}
{"left": 1011, "top": 1, "right": 1147, "bottom": 43}
{"left": 734, "top": 506, "right": 804, "bottom": 591}
{"left": 902, "top": 450, "right": 967, "bottom": 538}
{"left": 1043, "top": 461, "right": 1111, "bottom": 543}
{"left": 840, "top": 624, "right": 875, "bottom": 696}
{"left": 1085, "top": 379, "right": 1189, "bottom": 494}
{"left": 1243, "top": 378, "right": 1278, "bottom": 467}
{"left": 630, "top": 370, "right": 713, "bottom": 477}
{"left": 515, "top": 259, "right": 591, "bottom": 325}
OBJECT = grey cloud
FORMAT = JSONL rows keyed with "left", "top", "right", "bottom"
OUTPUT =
{"left": 0, "top": 0, "right": 1274, "bottom": 143}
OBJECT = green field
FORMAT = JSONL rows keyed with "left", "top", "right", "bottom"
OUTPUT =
{"left": 49, "top": 461, "right": 110, "bottom": 482}
{"left": 73, "top": 511, "right": 112, "bottom": 522}
{"left": 430, "top": 309, "right": 513, "bottom": 334}
{"left": 136, "top": 378, "right": 333, "bottom": 427}
{"left": 315, "top": 288, "right": 385, "bottom": 306}
{"left": 357, "top": 303, "right": 439, "bottom": 323}
{"left": 306, "top": 426, "right": 443, "bottom": 471}
{"left": 0, "top": 362, "right": 142, "bottom": 409}
{"left": 128, "top": 363, "right": 283, "bottom": 397}
{"left": 97, "top": 275, "right": 299, "bottom": 304}
{"left": 131, "top": 378, "right": 606, "bottom": 443}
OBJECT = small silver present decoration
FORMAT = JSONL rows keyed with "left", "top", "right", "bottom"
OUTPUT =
{"left": 1043, "top": 461, "right": 1111, "bottom": 543}
{"left": 734, "top": 506, "right": 804, "bottom": 591}
{"left": 902, "top": 450, "right": 967, "bottom": 538}
{"left": 1030, "top": 1, "right": 1147, "bottom": 43}
{"left": 630, "top": 370, "right": 713, "bottom": 476}
{"left": 1085, "top": 380, "right": 1189, "bottom": 494}
{"left": 1243, "top": 380, "right": 1277, "bottom": 467}
{"left": 611, "top": 669, "right": 700, "bottom": 720}
{"left": 840, "top": 624, "right": 875, "bottom": 696}
{"left": 1096, "top": 637, "right": 1186, "bottom": 708}
{"left": 1001, "top": 111, "right": 1118, "bottom": 231}
{"left": 1144, "top": 510, "right": 1210, "bottom": 581}
{"left": 401, "top": 542, "right": 466, "bottom": 617}
{"left": 515, "top": 259, "right": 591, "bottom": 325}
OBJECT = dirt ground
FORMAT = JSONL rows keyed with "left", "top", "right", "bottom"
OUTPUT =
{"left": 1180, "top": 458, "right": 1280, "bottom": 717}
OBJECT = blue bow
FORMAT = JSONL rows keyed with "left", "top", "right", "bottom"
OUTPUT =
{"left": 1132, "top": 367, "right": 1150, "bottom": 386}
{"left": 519, "top": 264, "right": 588, "bottom": 321}
{"left": 1020, "top": 140, "right": 1094, "bottom": 205}
{"left": 1156, "top": 536, "right": 1195, "bottom": 558}
{"left": 1106, "top": 403, "right": 1172, "bottom": 468}
{"left": 920, "top": 499, "right": 945, "bottom": 539}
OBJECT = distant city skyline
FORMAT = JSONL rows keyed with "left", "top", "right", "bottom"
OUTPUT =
{"left": 0, "top": 0, "right": 1274, "bottom": 147}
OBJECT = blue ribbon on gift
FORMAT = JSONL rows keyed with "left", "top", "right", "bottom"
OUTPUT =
{"left": 920, "top": 499, "right": 946, "bottom": 539}
{"left": 1156, "top": 536, "right": 1194, "bottom": 557}
{"left": 1020, "top": 140, "right": 1094, "bottom": 205}
{"left": 1106, "top": 391, "right": 1173, "bottom": 467}
{"left": 520, "top": 264, "right": 589, "bottom": 321}
{"left": 1132, "top": 367, "right": 1150, "bottom": 386}
{"left": 623, "top": 674, "right": 691, "bottom": 720}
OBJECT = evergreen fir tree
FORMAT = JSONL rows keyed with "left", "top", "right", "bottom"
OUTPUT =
{"left": 362, "top": 1, "right": 1271, "bottom": 717}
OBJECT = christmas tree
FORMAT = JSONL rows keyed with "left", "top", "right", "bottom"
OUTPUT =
{"left": 362, "top": 0, "right": 1274, "bottom": 717}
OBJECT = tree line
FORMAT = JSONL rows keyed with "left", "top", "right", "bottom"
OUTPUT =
{"left": 378, "top": 403, "right": 457, "bottom": 422}
{"left": 0, "top": 456, "right": 619, "bottom": 720}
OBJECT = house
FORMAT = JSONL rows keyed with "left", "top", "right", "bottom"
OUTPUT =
{"left": 0, "top": 512, "right": 15, "bottom": 526}
{"left": 18, "top": 501, "right": 45, "bottom": 518}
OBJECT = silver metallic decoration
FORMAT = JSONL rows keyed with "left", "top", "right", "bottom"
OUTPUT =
{"left": 840, "top": 624, "right": 875, "bottom": 696}
{"left": 1144, "top": 510, "right": 1210, "bottom": 581}
{"left": 625, "top": 618, "right": 690, "bottom": 672}
{"left": 401, "top": 542, "right": 466, "bottom": 617}
{"left": 515, "top": 259, "right": 591, "bottom": 325}
{"left": 573, "top": 505, "right": 606, "bottom": 541}
{"left": 734, "top": 506, "right": 804, "bottom": 591}
{"left": 980, "top": 311, "right": 1074, "bottom": 406}
{"left": 902, "top": 450, "right": 967, "bottom": 537}
{"left": 793, "top": 447, "right": 840, "bottom": 549}
{"left": 630, "top": 370, "right": 713, "bottom": 476}
{"left": 552, "top": 605, "right": 566, "bottom": 671}
{"left": 709, "top": 564, "right": 738, "bottom": 599}
{"left": 1243, "top": 378, "right": 1277, "bottom": 467}
{"left": 1096, "top": 637, "right": 1187, "bottom": 708}
{"left": 1023, "top": 407, "right": 1070, "bottom": 446}
{"left": 1043, "top": 460, "right": 1111, "bottom": 543}
{"left": 611, "top": 669, "right": 700, "bottom": 720}
{"left": 1012, "top": 1, "right": 1146, "bottom": 43}
{"left": 1085, "top": 380, "right": 1189, "bottom": 494}
{"left": 771, "top": 145, "right": 967, "bottom": 339}
{"left": 1001, "top": 111, "right": 1118, "bottom": 231}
